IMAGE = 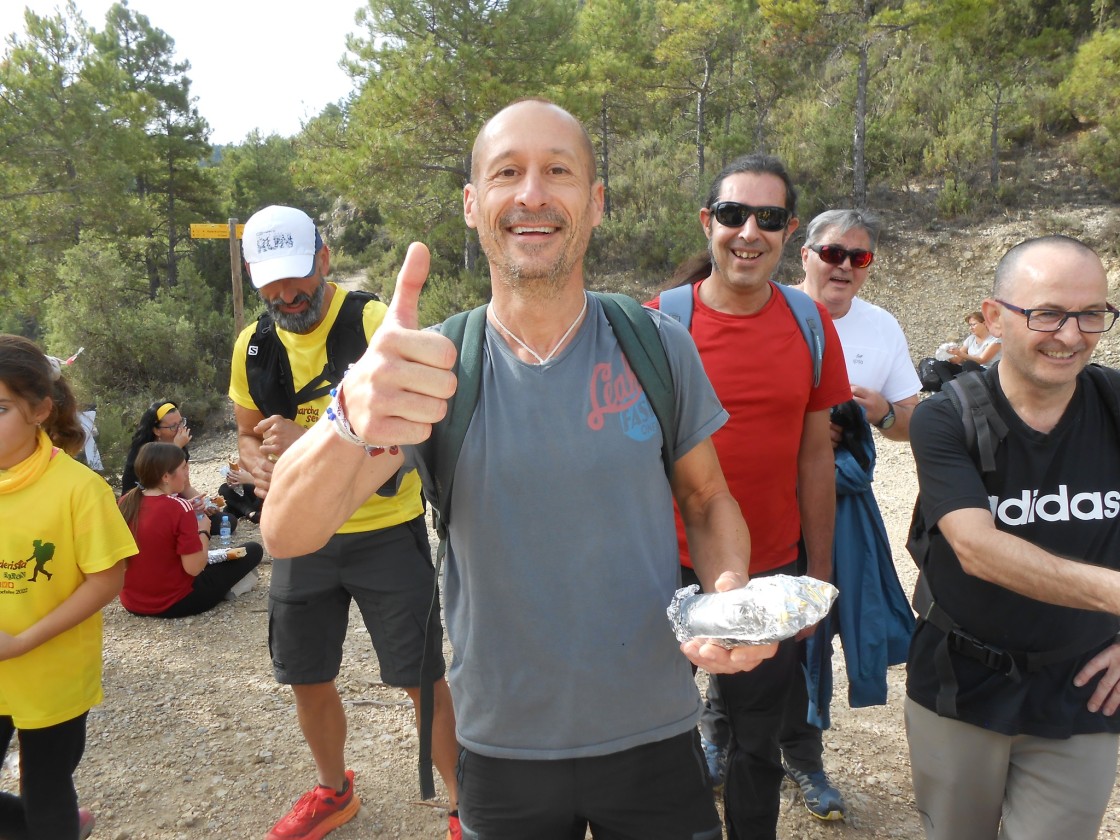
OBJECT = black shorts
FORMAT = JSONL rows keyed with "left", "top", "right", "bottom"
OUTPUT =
{"left": 456, "top": 730, "right": 721, "bottom": 840}
{"left": 268, "top": 515, "right": 444, "bottom": 687}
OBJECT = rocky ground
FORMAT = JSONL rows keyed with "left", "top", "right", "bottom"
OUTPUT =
{"left": 6, "top": 185, "right": 1120, "bottom": 839}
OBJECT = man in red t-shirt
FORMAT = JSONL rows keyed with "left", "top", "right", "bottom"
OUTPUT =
{"left": 651, "top": 154, "right": 851, "bottom": 840}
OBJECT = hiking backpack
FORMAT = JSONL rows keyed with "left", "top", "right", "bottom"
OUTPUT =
{"left": 657, "top": 281, "right": 827, "bottom": 388}
{"left": 244, "top": 289, "right": 379, "bottom": 419}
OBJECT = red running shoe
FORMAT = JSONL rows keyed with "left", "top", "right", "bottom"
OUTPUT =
{"left": 265, "top": 769, "right": 360, "bottom": 840}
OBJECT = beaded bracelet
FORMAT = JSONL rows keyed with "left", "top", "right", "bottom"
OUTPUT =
{"left": 325, "top": 381, "right": 400, "bottom": 458}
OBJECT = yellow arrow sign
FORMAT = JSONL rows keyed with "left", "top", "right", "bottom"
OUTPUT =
{"left": 191, "top": 223, "right": 245, "bottom": 239}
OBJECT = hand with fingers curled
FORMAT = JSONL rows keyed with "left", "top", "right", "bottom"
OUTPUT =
{"left": 678, "top": 570, "right": 780, "bottom": 674}
{"left": 1074, "top": 641, "right": 1120, "bottom": 716}
{"left": 336, "top": 242, "right": 459, "bottom": 448}
{"left": 255, "top": 415, "right": 304, "bottom": 462}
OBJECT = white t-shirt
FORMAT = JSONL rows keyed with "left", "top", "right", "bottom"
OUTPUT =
{"left": 831, "top": 296, "right": 921, "bottom": 402}
{"left": 963, "top": 332, "right": 1002, "bottom": 367}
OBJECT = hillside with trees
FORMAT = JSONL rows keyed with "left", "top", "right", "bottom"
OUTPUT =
{"left": 2, "top": 0, "right": 1118, "bottom": 470}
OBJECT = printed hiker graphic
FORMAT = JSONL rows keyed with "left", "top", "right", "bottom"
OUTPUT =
{"left": 26, "top": 539, "right": 56, "bottom": 582}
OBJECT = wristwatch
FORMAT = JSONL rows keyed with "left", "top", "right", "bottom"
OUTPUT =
{"left": 875, "top": 403, "right": 896, "bottom": 431}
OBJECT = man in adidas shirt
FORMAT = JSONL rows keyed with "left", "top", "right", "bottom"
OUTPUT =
{"left": 907, "top": 235, "right": 1120, "bottom": 840}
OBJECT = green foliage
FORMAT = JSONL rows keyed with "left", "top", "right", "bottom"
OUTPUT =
{"left": 416, "top": 270, "right": 492, "bottom": 327}
{"left": 935, "top": 177, "right": 973, "bottom": 217}
{"left": 294, "top": 0, "right": 586, "bottom": 285}
{"left": 40, "top": 236, "right": 233, "bottom": 469}
{"left": 2, "top": 0, "right": 1117, "bottom": 347}
{"left": 588, "top": 131, "right": 702, "bottom": 277}
{"left": 1061, "top": 27, "right": 1120, "bottom": 194}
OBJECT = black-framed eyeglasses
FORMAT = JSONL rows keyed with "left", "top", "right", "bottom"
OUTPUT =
{"left": 809, "top": 243, "right": 875, "bottom": 269}
{"left": 710, "top": 201, "right": 791, "bottom": 232}
{"left": 158, "top": 418, "right": 188, "bottom": 430}
{"left": 995, "top": 299, "right": 1119, "bottom": 333}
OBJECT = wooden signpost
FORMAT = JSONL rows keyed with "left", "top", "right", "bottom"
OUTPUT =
{"left": 190, "top": 220, "right": 246, "bottom": 336}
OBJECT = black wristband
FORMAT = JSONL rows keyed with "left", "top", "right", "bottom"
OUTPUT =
{"left": 198, "top": 530, "right": 210, "bottom": 538}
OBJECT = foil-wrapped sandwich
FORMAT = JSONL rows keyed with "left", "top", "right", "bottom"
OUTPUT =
{"left": 667, "top": 575, "right": 839, "bottom": 647}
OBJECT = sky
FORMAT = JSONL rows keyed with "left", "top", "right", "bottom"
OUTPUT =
{"left": 1, "top": 0, "right": 368, "bottom": 145}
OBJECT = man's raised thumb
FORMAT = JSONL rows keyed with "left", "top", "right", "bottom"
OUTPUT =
{"left": 386, "top": 242, "right": 431, "bottom": 330}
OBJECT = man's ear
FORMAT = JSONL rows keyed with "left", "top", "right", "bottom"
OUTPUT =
{"left": 463, "top": 184, "right": 478, "bottom": 230}
{"left": 699, "top": 207, "right": 713, "bottom": 241}
{"left": 982, "top": 299, "right": 1003, "bottom": 337}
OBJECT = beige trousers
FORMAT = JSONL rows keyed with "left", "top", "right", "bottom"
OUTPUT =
{"left": 905, "top": 697, "right": 1118, "bottom": 840}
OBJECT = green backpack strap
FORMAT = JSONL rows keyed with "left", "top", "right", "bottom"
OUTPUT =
{"left": 432, "top": 304, "right": 488, "bottom": 537}
{"left": 416, "top": 302, "right": 486, "bottom": 801}
{"left": 591, "top": 291, "right": 676, "bottom": 480}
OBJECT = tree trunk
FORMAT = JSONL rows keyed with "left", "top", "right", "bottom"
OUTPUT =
{"left": 167, "top": 138, "right": 178, "bottom": 287}
{"left": 852, "top": 35, "right": 869, "bottom": 207}
{"left": 600, "top": 98, "right": 612, "bottom": 220}
{"left": 696, "top": 51, "right": 712, "bottom": 179}
{"left": 989, "top": 83, "right": 1002, "bottom": 188}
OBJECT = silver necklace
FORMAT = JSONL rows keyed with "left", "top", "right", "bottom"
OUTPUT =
{"left": 490, "top": 293, "right": 588, "bottom": 365}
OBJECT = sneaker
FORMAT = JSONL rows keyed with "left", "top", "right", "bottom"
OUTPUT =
{"left": 783, "top": 763, "right": 846, "bottom": 821}
{"left": 78, "top": 807, "right": 95, "bottom": 839}
{"left": 265, "top": 769, "right": 360, "bottom": 840}
{"left": 701, "top": 736, "right": 728, "bottom": 791}
{"left": 447, "top": 810, "right": 461, "bottom": 840}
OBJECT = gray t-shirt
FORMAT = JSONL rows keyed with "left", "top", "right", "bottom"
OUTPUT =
{"left": 405, "top": 296, "right": 727, "bottom": 759}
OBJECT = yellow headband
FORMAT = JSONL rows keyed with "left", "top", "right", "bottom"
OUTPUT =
{"left": 155, "top": 403, "right": 177, "bottom": 421}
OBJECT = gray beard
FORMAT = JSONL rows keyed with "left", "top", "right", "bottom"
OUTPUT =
{"left": 496, "top": 257, "right": 568, "bottom": 300}
{"left": 267, "top": 280, "right": 326, "bottom": 333}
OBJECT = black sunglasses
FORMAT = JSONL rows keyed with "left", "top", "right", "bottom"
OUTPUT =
{"left": 710, "top": 201, "right": 791, "bottom": 232}
{"left": 809, "top": 243, "right": 874, "bottom": 269}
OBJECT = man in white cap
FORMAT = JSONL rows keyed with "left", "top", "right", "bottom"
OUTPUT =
{"left": 229, "top": 206, "right": 460, "bottom": 840}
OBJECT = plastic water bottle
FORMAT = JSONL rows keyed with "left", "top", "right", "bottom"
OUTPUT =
{"left": 219, "top": 515, "right": 231, "bottom": 548}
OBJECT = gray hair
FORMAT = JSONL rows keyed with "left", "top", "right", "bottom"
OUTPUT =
{"left": 804, "top": 209, "right": 882, "bottom": 249}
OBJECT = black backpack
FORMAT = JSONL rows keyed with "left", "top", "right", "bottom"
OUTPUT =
{"left": 905, "top": 364, "right": 1120, "bottom": 717}
{"left": 244, "top": 290, "right": 379, "bottom": 419}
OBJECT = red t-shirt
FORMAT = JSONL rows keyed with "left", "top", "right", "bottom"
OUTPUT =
{"left": 119, "top": 494, "right": 201, "bottom": 614}
{"left": 650, "top": 282, "right": 851, "bottom": 572}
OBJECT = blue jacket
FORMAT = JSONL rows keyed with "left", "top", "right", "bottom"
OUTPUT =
{"left": 805, "top": 416, "right": 916, "bottom": 729}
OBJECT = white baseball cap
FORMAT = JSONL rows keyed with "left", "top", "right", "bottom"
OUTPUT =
{"left": 242, "top": 205, "right": 323, "bottom": 289}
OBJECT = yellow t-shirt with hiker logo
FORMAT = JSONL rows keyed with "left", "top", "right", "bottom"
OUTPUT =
{"left": 229, "top": 284, "right": 424, "bottom": 534}
{"left": 0, "top": 439, "right": 137, "bottom": 728}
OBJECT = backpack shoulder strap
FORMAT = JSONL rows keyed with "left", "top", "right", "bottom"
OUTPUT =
{"left": 592, "top": 292, "right": 676, "bottom": 480}
{"left": 431, "top": 304, "right": 489, "bottom": 532}
{"left": 658, "top": 283, "right": 694, "bottom": 331}
{"left": 245, "top": 312, "right": 297, "bottom": 419}
{"left": 1084, "top": 364, "right": 1120, "bottom": 436}
{"left": 775, "top": 283, "right": 825, "bottom": 389}
{"left": 943, "top": 370, "right": 1008, "bottom": 474}
{"left": 417, "top": 302, "right": 486, "bottom": 803}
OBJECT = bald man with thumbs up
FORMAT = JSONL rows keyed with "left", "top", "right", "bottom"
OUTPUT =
{"left": 265, "top": 99, "right": 776, "bottom": 840}
{"left": 229, "top": 205, "right": 459, "bottom": 840}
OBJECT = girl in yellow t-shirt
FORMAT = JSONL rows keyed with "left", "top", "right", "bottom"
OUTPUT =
{"left": 0, "top": 335, "right": 137, "bottom": 840}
